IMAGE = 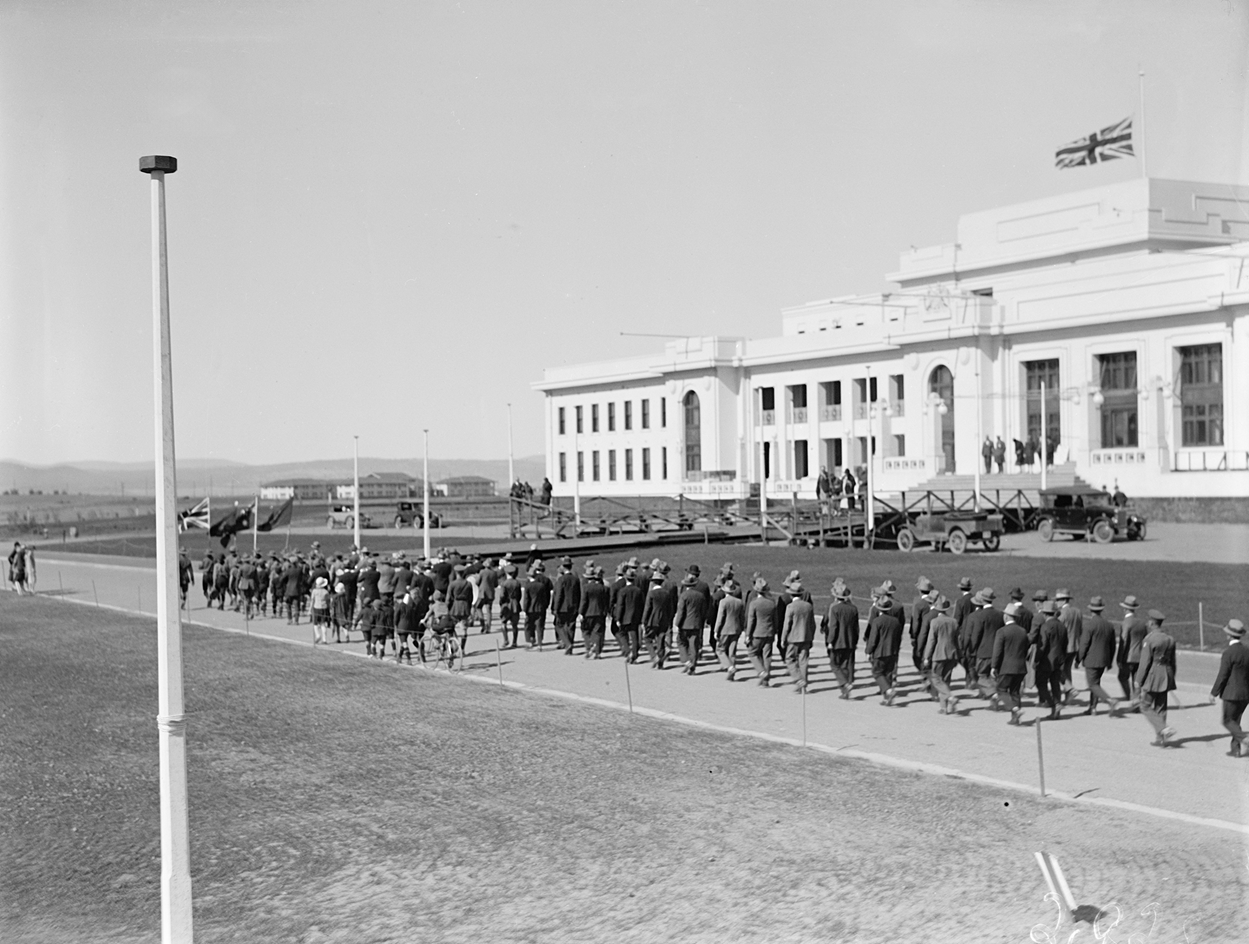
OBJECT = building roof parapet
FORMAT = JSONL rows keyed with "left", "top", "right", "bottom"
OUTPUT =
{"left": 533, "top": 335, "right": 741, "bottom": 392}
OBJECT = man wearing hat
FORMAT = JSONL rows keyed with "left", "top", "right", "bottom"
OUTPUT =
{"left": 712, "top": 578, "right": 745, "bottom": 679}
{"left": 1116, "top": 595, "right": 1148, "bottom": 708}
{"left": 824, "top": 579, "right": 860, "bottom": 698}
{"left": 964, "top": 588, "right": 1005, "bottom": 699}
{"left": 496, "top": 563, "right": 523, "bottom": 648}
{"left": 913, "top": 584, "right": 943, "bottom": 700}
{"left": 952, "top": 577, "right": 977, "bottom": 685}
{"left": 1078, "top": 596, "right": 1121, "bottom": 716}
{"left": 991, "top": 603, "right": 1031, "bottom": 724}
{"left": 552, "top": 556, "right": 582, "bottom": 655}
{"left": 1032, "top": 600, "right": 1066, "bottom": 719}
{"left": 922, "top": 595, "right": 960, "bottom": 714}
{"left": 910, "top": 577, "right": 935, "bottom": 673}
{"left": 1055, "top": 589, "right": 1083, "bottom": 703}
{"left": 1135, "top": 610, "right": 1177, "bottom": 746}
{"left": 865, "top": 587, "right": 905, "bottom": 705}
{"left": 641, "top": 572, "right": 673, "bottom": 669}
{"left": 579, "top": 566, "right": 611, "bottom": 659}
{"left": 779, "top": 575, "right": 817, "bottom": 693}
{"left": 674, "top": 571, "right": 710, "bottom": 674}
{"left": 1210, "top": 619, "right": 1249, "bottom": 757}
{"left": 745, "top": 575, "right": 779, "bottom": 686}
{"left": 521, "top": 562, "right": 553, "bottom": 649}
{"left": 613, "top": 565, "right": 645, "bottom": 663}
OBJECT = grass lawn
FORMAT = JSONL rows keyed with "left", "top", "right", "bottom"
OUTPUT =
{"left": 2, "top": 594, "right": 1246, "bottom": 943}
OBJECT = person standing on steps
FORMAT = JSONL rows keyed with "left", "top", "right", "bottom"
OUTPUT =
{"left": 993, "top": 436, "right": 1006, "bottom": 474}
{"left": 982, "top": 436, "right": 994, "bottom": 474}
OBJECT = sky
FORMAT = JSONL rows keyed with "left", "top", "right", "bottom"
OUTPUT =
{"left": 1, "top": 0, "right": 1247, "bottom": 466}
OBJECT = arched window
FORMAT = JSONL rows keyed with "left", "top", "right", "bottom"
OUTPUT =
{"left": 683, "top": 391, "right": 701, "bottom": 475}
{"left": 928, "top": 365, "right": 955, "bottom": 472}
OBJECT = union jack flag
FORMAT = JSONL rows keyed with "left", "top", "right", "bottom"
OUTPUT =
{"left": 1055, "top": 117, "right": 1134, "bottom": 168}
{"left": 177, "top": 498, "right": 210, "bottom": 533}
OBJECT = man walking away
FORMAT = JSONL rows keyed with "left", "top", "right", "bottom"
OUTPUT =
{"left": 641, "top": 573, "right": 671, "bottom": 669}
{"left": 673, "top": 572, "right": 709, "bottom": 674}
{"left": 1116, "top": 594, "right": 1148, "bottom": 708}
{"left": 922, "top": 595, "right": 960, "bottom": 714}
{"left": 824, "top": 579, "right": 859, "bottom": 699}
{"left": 865, "top": 590, "right": 904, "bottom": 705}
{"left": 1032, "top": 600, "right": 1066, "bottom": 720}
{"left": 745, "top": 575, "right": 778, "bottom": 687}
{"left": 1055, "top": 589, "right": 1082, "bottom": 703}
{"left": 496, "top": 563, "right": 522, "bottom": 649}
{"left": 1136, "top": 610, "right": 1177, "bottom": 746}
{"left": 579, "top": 566, "right": 610, "bottom": 659}
{"left": 521, "top": 562, "right": 552, "bottom": 649}
{"left": 552, "top": 556, "right": 581, "bottom": 656}
{"left": 991, "top": 604, "right": 1031, "bottom": 725}
{"left": 713, "top": 579, "right": 745, "bottom": 680}
{"left": 614, "top": 566, "right": 645, "bottom": 663}
{"left": 780, "top": 579, "right": 816, "bottom": 693}
{"left": 1211, "top": 619, "right": 1249, "bottom": 757}
{"left": 1078, "top": 596, "right": 1121, "bottom": 716}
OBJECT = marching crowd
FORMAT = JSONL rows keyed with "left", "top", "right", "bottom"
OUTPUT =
{"left": 187, "top": 542, "right": 1249, "bottom": 758}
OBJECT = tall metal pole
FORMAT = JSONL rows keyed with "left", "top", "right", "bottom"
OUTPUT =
{"left": 506, "top": 402, "right": 515, "bottom": 490}
{"left": 572, "top": 426, "right": 581, "bottom": 531}
{"left": 352, "top": 436, "right": 360, "bottom": 552}
{"left": 422, "top": 429, "right": 431, "bottom": 560}
{"left": 973, "top": 332, "right": 983, "bottom": 511}
{"left": 1040, "top": 381, "right": 1048, "bottom": 492}
{"left": 139, "top": 154, "right": 193, "bottom": 944}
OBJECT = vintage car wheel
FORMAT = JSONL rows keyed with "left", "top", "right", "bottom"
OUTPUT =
{"left": 947, "top": 529, "right": 968, "bottom": 554}
{"left": 345, "top": 515, "right": 355, "bottom": 530}
{"left": 1132, "top": 520, "right": 1147, "bottom": 541}
{"left": 983, "top": 533, "right": 1001, "bottom": 552}
{"left": 394, "top": 515, "right": 404, "bottom": 529}
{"left": 326, "top": 517, "right": 336, "bottom": 530}
{"left": 1037, "top": 518, "right": 1055, "bottom": 542}
{"left": 895, "top": 527, "right": 916, "bottom": 553}
{"left": 1092, "top": 519, "right": 1114, "bottom": 544}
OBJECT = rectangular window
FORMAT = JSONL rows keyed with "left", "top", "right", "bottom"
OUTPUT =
{"left": 789, "top": 384, "right": 808, "bottom": 409}
{"left": 760, "top": 387, "right": 775, "bottom": 411}
{"left": 608, "top": 449, "right": 617, "bottom": 480}
{"left": 592, "top": 450, "right": 600, "bottom": 481}
{"left": 823, "top": 438, "right": 843, "bottom": 471}
{"left": 624, "top": 448, "right": 633, "bottom": 481}
{"left": 591, "top": 404, "right": 599, "bottom": 433}
{"left": 575, "top": 405, "right": 583, "bottom": 434}
{"left": 820, "top": 381, "right": 841, "bottom": 406}
{"left": 577, "top": 451, "right": 584, "bottom": 482}
{"left": 1097, "top": 352, "right": 1138, "bottom": 448}
{"left": 641, "top": 399, "right": 650, "bottom": 429}
{"left": 624, "top": 401, "right": 633, "bottom": 430}
{"left": 1180, "top": 343, "right": 1223, "bottom": 446}
{"left": 890, "top": 374, "right": 904, "bottom": 404}
{"left": 869, "top": 376, "right": 878, "bottom": 402}
{"left": 793, "top": 440, "right": 809, "bottom": 478}
{"left": 607, "top": 402, "right": 615, "bottom": 432}
{"left": 642, "top": 447, "right": 651, "bottom": 480}
{"left": 558, "top": 453, "right": 567, "bottom": 483}
{"left": 1025, "top": 359, "right": 1061, "bottom": 447}
{"left": 662, "top": 446, "right": 668, "bottom": 479}
{"left": 894, "top": 434, "right": 906, "bottom": 457}
{"left": 661, "top": 398, "right": 667, "bottom": 427}
{"left": 558, "top": 407, "right": 566, "bottom": 436}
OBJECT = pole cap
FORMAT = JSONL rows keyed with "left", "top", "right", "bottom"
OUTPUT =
{"left": 139, "top": 155, "right": 177, "bottom": 174}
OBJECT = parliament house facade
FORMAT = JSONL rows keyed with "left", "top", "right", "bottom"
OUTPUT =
{"left": 534, "top": 178, "right": 1249, "bottom": 504}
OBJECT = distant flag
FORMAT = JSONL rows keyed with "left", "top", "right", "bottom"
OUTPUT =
{"left": 1055, "top": 117, "right": 1134, "bottom": 168}
{"left": 177, "top": 498, "right": 210, "bottom": 533}
{"left": 255, "top": 497, "right": 294, "bottom": 533}
{"left": 209, "top": 505, "right": 252, "bottom": 548}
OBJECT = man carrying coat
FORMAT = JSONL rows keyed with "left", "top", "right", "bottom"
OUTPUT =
{"left": 1210, "top": 619, "right": 1249, "bottom": 757}
{"left": 1136, "top": 610, "right": 1177, "bottom": 746}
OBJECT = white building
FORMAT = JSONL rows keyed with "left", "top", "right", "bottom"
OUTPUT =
{"left": 534, "top": 178, "right": 1249, "bottom": 504}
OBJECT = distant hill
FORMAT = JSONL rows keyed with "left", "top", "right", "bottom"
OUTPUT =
{"left": 0, "top": 456, "right": 547, "bottom": 498}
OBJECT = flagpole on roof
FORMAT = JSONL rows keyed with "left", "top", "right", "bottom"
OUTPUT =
{"left": 1137, "top": 70, "right": 1147, "bottom": 178}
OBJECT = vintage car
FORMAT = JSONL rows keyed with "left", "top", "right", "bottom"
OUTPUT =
{"left": 1034, "top": 486, "right": 1146, "bottom": 543}
{"left": 326, "top": 504, "right": 375, "bottom": 530}
{"left": 894, "top": 510, "right": 1004, "bottom": 554}
{"left": 392, "top": 501, "right": 441, "bottom": 529}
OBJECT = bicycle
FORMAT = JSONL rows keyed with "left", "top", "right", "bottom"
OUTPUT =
{"left": 423, "top": 628, "right": 463, "bottom": 670}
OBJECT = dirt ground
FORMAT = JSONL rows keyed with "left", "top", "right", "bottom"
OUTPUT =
{"left": 2, "top": 594, "right": 1246, "bottom": 943}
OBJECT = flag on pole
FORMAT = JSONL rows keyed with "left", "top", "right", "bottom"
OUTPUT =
{"left": 255, "top": 497, "right": 294, "bottom": 533}
{"left": 177, "top": 498, "right": 210, "bottom": 533}
{"left": 1055, "top": 117, "right": 1134, "bottom": 168}
{"left": 209, "top": 505, "right": 252, "bottom": 548}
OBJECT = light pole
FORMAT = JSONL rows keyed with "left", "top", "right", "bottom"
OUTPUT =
{"left": 139, "top": 154, "right": 193, "bottom": 944}
{"left": 352, "top": 436, "right": 360, "bottom": 552}
{"left": 422, "top": 429, "right": 431, "bottom": 560}
{"left": 506, "top": 402, "right": 515, "bottom": 490}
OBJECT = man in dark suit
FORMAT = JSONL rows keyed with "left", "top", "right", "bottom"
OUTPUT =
{"left": 613, "top": 566, "right": 645, "bottom": 662}
{"left": 991, "top": 604, "right": 1031, "bottom": 724}
{"left": 745, "top": 575, "right": 778, "bottom": 687}
{"left": 673, "top": 572, "right": 709, "bottom": 674}
{"left": 1136, "top": 610, "right": 1177, "bottom": 746}
{"left": 1211, "top": 619, "right": 1249, "bottom": 757}
{"left": 551, "top": 556, "right": 582, "bottom": 655}
{"left": 1078, "top": 595, "right": 1121, "bottom": 715}
{"left": 910, "top": 577, "right": 935, "bottom": 675}
{"left": 1116, "top": 594, "right": 1148, "bottom": 708}
{"left": 1032, "top": 600, "right": 1066, "bottom": 720}
{"left": 964, "top": 588, "right": 1005, "bottom": 699}
{"left": 579, "top": 566, "right": 611, "bottom": 659}
{"left": 521, "top": 562, "right": 553, "bottom": 649}
{"left": 824, "top": 579, "right": 860, "bottom": 699}
{"left": 641, "top": 574, "right": 672, "bottom": 669}
{"left": 951, "top": 576, "right": 977, "bottom": 687}
{"left": 865, "top": 591, "right": 904, "bottom": 705}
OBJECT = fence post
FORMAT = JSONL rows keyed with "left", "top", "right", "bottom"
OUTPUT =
{"left": 623, "top": 653, "right": 634, "bottom": 713}
{"left": 1199, "top": 602, "right": 1204, "bottom": 651}
{"left": 92, "top": 580, "right": 99, "bottom": 608}
{"left": 495, "top": 637, "right": 504, "bottom": 685}
{"left": 1036, "top": 719, "right": 1047, "bottom": 798}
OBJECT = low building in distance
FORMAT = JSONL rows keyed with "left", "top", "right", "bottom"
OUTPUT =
{"left": 534, "top": 177, "right": 1249, "bottom": 506}
{"left": 436, "top": 475, "right": 497, "bottom": 498}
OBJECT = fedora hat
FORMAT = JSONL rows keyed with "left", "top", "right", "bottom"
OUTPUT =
{"left": 1039, "top": 600, "right": 1057, "bottom": 615}
{"left": 979, "top": 587, "right": 996, "bottom": 603}
{"left": 1031, "top": 590, "right": 1048, "bottom": 602}
{"left": 1224, "top": 618, "right": 1245, "bottom": 639}
{"left": 916, "top": 576, "right": 934, "bottom": 592}
{"left": 957, "top": 577, "right": 973, "bottom": 591}
{"left": 1088, "top": 595, "right": 1105, "bottom": 611}
{"left": 687, "top": 564, "right": 701, "bottom": 576}
{"left": 1121, "top": 594, "right": 1140, "bottom": 609}
{"left": 1009, "top": 587, "right": 1024, "bottom": 601}
{"left": 1054, "top": 588, "right": 1072, "bottom": 601}
{"left": 933, "top": 594, "right": 951, "bottom": 612}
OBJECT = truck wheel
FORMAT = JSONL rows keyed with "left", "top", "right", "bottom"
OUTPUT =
{"left": 1037, "top": 518, "right": 1055, "bottom": 542}
{"left": 326, "top": 517, "right": 335, "bottom": 530}
{"left": 1092, "top": 519, "right": 1113, "bottom": 544}
{"left": 394, "top": 516, "right": 404, "bottom": 529}
{"left": 896, "top": 528, "right": 915, "bottom": 552}
{"left": 983, "top": 533, "right": 1001, "bottom": 552}
{"left": 947, "top": 529, "right": 967, "bottom": 554}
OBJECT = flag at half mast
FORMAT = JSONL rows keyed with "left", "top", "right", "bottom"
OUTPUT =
{"left": 1055, "top": 117, "right": 1133, "bottom": 168}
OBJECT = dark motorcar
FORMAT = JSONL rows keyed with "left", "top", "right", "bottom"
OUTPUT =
{"left": 1035, "top": 486, "right": 1146, "bottom": 543}
{"left": 393, "top": 501, "right": 441, "bottom": 529}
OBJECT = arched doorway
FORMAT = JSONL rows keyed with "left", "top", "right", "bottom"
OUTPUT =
{"left": 928, "top": 366, "right": 955, "bottom": 472}
{"left": 683, "top": 391, "right": 701, "bottom": 476}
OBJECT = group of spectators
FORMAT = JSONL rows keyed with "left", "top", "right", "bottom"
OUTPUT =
{"left": 981, "top": 434, "right": 1061, "bottom": 474}
{"left": 507, "top": 478, "right": 553, "bottom": 504}
{"left": 6, "top": 541, "right": 37, "bottom": 593}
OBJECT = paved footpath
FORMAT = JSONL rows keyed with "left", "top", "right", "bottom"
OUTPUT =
{"left": 28, "top": 552, "right": 1249, "bottom": 833}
